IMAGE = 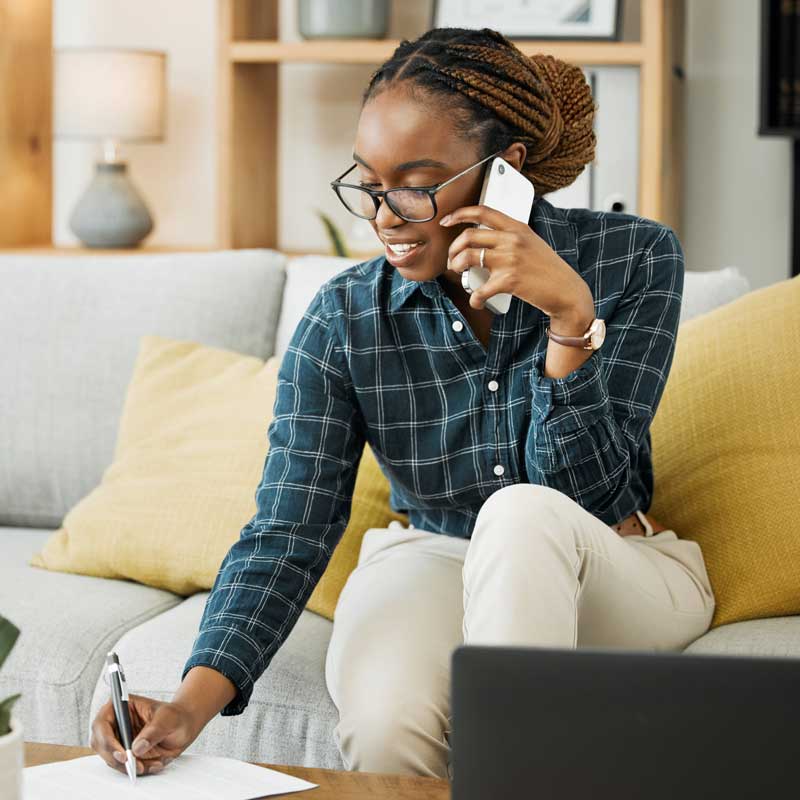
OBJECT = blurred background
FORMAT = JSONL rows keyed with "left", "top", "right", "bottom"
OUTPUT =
{"left": 1, "top": 0, "right": 795, "bottom": 289}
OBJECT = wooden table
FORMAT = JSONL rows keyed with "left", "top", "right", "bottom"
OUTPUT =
{"left": 24, "top": 742, "right": 450, "bottom": 799}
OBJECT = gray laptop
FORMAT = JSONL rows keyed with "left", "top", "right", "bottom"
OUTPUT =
{"left": 450, "top": 645, "right": 798, "bottom": 799}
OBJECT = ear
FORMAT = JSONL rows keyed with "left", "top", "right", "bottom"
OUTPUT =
{"left": 501, "top": 142, "right": 527, "bottom": 172}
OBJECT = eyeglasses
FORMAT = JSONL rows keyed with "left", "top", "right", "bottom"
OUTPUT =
{"left": 330, "top": 148, "right": 505, "bottom": 223}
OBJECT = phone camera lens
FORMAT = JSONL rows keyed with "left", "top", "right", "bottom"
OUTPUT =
{"left": 498, "top": 164, "right": 505, "bottom": 175}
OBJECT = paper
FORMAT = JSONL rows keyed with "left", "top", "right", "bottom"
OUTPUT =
{"left": 24, "top": 753, "right": 318, "bottom": 799}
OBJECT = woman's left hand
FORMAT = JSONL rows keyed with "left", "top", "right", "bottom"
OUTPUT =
{"left": 440, "top": 205, "right": 593, "bottom": 317}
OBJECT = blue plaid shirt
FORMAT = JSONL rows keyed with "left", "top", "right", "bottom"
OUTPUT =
{"left": 183, "top": 196, "right": 685, "bottom": 715}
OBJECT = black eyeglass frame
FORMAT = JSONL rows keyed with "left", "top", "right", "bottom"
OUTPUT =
{"left": 330, "top": 148, "right": 506, "bottom": 223}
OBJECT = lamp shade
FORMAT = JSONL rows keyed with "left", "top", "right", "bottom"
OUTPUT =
{"left": 55, "top": 48, "right": 166, "bottom": 141}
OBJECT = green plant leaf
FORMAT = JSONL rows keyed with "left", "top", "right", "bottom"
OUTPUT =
{"left": 315, "top": 209, "right": 350, "bottom": 258}
{"left": 0, "top": 693, "right": 21, "bottom": 737}
{"left": 0, "top": 615, "right": 19, "bottom": 671}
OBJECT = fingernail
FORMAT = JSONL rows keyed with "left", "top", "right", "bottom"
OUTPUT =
{"left": 113, "top": 751, "right": 124, "bottom": 762}
{"left": 440, "top": 215, "right": 451, "bottom": 226}
{"left": 137, "top": 760, "right": 144, "bottom": 775}
{"left": 132, "top": 738, "right": 149, "bottom": 756}
{"left": 149, "top": 763, "right": 164, "bottom": 774}
{"left": 163, "top": 757, "right": 173, "bottom": 767}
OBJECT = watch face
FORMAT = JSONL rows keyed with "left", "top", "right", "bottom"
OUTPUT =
{"left": 590, "top": 318, "right": 606, "bottom": 349}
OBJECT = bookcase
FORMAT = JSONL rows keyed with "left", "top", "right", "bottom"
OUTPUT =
{"left": 216, "top": 0, "right": 686, "bottom": 253}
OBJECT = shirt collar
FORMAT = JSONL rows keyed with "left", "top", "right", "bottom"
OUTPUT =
{"left": 387, "top": 196, "right": 579, "bottom": 313}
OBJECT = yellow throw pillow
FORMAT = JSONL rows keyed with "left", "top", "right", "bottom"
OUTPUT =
{"left": 30, "top": 335, "right": 407, "bottom": 621}
{"left": 649, "top": 274, "right": 800, "bottom": 628}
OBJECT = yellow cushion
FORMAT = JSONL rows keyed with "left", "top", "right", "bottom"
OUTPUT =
{"left": 30, "top": 335, "right": 407, "bottom": 621}
{"left": 649, "top": 274, "right": 800, "bottom": 628}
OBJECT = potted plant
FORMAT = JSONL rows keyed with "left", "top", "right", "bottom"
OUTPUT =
{"left": 315, "top": 209, "right": 351, "bottom": 257}
{"left": 0, "top": 615, "right": 22, "bottom": 800}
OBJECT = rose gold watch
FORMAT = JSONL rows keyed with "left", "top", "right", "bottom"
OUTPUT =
{"left": 545, "top": 318, "right": 606, "bottom": 351}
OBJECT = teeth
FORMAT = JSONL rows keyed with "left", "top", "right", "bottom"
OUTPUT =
{"left": 387, "top": 242, "right": 422, "bottom": 255}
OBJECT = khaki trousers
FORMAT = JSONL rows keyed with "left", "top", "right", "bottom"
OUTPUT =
{"left": 324, "top": 484, "right": 716, "bottom": 780}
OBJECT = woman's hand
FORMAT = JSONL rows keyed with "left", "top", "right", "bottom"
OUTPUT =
{"left": 440, "top": 205, "right": 593, "bottom": 318}
{"left": 90, "top": 693, "right": 202, "bottom": 777}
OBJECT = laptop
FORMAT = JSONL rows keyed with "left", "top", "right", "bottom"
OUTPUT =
{"left": 450, "top": 644, "right": 798, "bottom": 799}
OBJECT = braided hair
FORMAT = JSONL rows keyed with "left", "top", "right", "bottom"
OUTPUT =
{"left": 362, "top": 27, "right": 596, "bottom": 196}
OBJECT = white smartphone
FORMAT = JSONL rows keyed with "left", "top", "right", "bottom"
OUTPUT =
{"left": 461, "top": 156, "right": 535, "bottom": 315}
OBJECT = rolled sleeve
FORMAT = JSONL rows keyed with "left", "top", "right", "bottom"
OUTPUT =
{"left": 525, "top": 226, "right": 684, "bottom": 525}
{"left": 182, "top": 286, "right": 366, "bottom": 716}
{"left": 529, "top": 346, "right": 611, "bottom": 432}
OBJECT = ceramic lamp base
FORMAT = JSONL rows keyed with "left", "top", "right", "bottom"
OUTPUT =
{"left": 69, "top": 161, "right": 154, "bottom": 248}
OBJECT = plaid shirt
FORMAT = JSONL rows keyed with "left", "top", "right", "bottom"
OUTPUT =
{"left": 183, "top": 196, "right": 685, "bottom": 715}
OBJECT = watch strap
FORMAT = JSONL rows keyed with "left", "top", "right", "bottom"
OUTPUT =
{"left": 545, "top": 325, "right": 594, "bottom": 349}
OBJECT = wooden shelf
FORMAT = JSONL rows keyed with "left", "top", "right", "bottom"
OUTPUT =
{"left": 2, "top": 245, "right": 216, "bottom": 255}
{"left": 229, "top": 39, "right": 646, "bottom": 66}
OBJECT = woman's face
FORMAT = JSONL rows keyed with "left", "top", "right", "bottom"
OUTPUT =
{"left": 353, "top": 85, "right": 525, "bottom": 289}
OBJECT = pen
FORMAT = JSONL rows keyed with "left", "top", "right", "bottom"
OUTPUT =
{"left": 106, "top": 651, "right": 137, "bottom": 784}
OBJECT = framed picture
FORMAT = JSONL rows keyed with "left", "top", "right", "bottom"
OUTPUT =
{"left": 431, "top": 0, "right": 622, "bottom": 41}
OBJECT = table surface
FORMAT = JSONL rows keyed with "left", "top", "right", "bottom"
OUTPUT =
{"left": 24, "top": 742, "right": 450, "bottom": 799}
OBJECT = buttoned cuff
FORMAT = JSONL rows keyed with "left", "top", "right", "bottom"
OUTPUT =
{"left": 529, "top": 347, "right": 611, "bottom": 432}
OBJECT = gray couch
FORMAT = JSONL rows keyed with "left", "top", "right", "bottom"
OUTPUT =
{"left": 2, "top": 249, "right": 797, "bottom": 770}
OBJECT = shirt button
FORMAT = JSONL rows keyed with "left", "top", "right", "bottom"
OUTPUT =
{"left": 493, "top": 464, "right": 505, "bottom": 477}
{"left": 452, "top": 320, "right": 464, "bottom": 332}
{"left": 488, "top": 380, "right": 499, "bottom": 392}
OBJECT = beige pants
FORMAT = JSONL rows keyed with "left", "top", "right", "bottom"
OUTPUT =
{"left": 324, "top": 484, "right": 715, "bottom": 780}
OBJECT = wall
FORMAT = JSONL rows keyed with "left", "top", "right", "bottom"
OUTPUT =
{"left": 52, "top": 0, "right": 218, "bottom": 247}
{"left": 682, "top": 0, "right": 791, "bottom": 289}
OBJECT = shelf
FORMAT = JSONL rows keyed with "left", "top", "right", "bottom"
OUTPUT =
{"left": 229, "top": 39, "right": 646, "bottom": 66}
{"left": 2, "top": 245, "right": 216, "bottom": 255}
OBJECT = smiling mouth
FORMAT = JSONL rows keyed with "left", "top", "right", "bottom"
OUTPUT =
{"left": 384, "top": 240, "right": 426, "bottom": 265}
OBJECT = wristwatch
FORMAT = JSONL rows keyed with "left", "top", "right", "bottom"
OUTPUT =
{"left": 545, "top": 317, "right": 606, "bottom": 351}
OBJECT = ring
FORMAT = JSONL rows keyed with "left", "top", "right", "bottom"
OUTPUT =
{"left": 479, "top": 247, "right": 485, "bottom": 269}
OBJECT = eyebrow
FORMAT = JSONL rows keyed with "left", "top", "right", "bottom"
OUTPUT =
{"left": 352, "top": 152, "right": 449, "bottom": 172}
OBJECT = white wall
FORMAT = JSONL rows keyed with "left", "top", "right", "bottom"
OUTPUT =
{"left": 53, "top": 0, "right": 218, "bottom": 247}
{"left": 53, "top": 0, "right": 793, "bottom": 288}
{"left": 682, "top": 0, "right": 792, "bottom": 289}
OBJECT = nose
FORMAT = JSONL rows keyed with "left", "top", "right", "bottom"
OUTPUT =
{"left": 374, "top": 195, "right": 405, "bottom": 228}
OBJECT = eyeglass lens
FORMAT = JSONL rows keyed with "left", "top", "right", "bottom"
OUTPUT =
{"left": 337, "top": 186, "right": 435, "bottom": 221}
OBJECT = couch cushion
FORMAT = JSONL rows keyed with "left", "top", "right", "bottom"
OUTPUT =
{"left": 0, "top": 527, "right": 181, "bottom": 746}
{"left": 680, "top": 265, "right": 750, "bottom": 323}
{"left": 0, "top": 249, "right": 286, "bottom": 529}
{"left": 275, "top": 255, "right": 363, "bottom": 360}
{"left": 87, "top": 594, "right": 345, "bottom": 770}
{"left": 30, "top": 333, "right": 408, "bottom": 622}
{"left": 650, "top": 274, "right": 800, "bottom": 627}
{"left": 685, "top": 618, "right": 800, "bottom": 658}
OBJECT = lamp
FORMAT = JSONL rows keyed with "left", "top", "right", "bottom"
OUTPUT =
{"left": 55, "top": 48, "right": 167, "bottom": 248}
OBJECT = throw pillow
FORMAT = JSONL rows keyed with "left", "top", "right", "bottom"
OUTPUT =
{"left": 649, "top": 274, "right": 800, "bottom": 628}
{"left": 30, "top": 335, "right": 408, "bottom": 621}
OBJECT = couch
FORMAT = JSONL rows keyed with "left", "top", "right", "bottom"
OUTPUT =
{"left": 2, "top": 248, "right": 797, "bottom": 770}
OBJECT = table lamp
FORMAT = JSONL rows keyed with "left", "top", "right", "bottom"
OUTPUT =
{"left": 55, "top": 48, "right": 167, "bottom": 248}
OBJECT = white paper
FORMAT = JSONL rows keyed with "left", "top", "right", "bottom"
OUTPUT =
{"left": 24, "top": 753, "right": 319, "bottom": 799}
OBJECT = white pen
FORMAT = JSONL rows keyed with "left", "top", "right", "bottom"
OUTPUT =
{"left": 106, "top": 651, "right": 137, "bottom": 784}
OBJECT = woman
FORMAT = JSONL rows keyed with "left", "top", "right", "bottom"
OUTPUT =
{"left": 90, "top": 26, "right": 715, "bottom": 781}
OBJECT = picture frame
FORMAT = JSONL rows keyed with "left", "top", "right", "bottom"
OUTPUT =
{"left": 431, "top": 0, "right": 622, "bottom": 42}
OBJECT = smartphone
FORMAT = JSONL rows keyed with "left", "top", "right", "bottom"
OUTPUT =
{"left": 461, "top": 156, "right": 535, "bottom": 315}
